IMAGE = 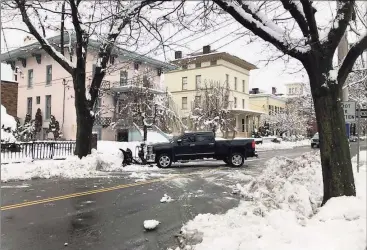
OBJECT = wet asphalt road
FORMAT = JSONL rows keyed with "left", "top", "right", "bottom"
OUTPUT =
{"left": 1, "top": 143, "right": 364, "bottom": 250}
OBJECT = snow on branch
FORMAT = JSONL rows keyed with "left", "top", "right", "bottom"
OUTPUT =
{"left": 323, "top": 1, "right": 355, "bottom": 50}
{"left": 213, "top": 0, "right": 310, "bottom": 59}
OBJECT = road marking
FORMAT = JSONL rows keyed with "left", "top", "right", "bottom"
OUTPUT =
{"left": 1, "top": 168, "right": 220, "bottom": 211}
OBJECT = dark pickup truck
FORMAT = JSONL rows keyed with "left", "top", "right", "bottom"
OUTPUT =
{"left": 150, "top": 131, "right": 257, "bottom": 168}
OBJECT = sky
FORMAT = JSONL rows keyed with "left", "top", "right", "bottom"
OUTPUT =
{"left": 1, "top": 1, "right": 365, "bottom": 94}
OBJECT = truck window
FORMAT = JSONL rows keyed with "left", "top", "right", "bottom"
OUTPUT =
{"left": 181, "top": 135, "right": 195, "bottom": 143}
{"left": 196, "top": 134, "right": 213, "bottom": 142}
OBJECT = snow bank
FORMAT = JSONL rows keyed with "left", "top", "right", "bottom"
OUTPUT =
{"left": 1, "top": 105, "right": 17, "bottom": 143}
{"left": 144, "top": 220, "right": 160, "bottom": 230}
{"left": 176, "top": 151, "right": 366, "bottom": 250}
{"left": 256, "top": 139, "right": 310, "bottom": 151}
{"left": 1, "top": 140, "right": 167, "bottom": 182}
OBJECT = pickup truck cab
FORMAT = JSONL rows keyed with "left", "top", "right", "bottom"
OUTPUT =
{"left": 151, "top": 131, "right": 257, "bottom": 168}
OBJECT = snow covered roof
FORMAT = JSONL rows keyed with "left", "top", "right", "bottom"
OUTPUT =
{"left": 0, "top": 33, "right": 177, "bottom": 71}
{"left": 170, "top": 52, "right": 257, "bottom": 71}
{"left": 228, "top": 107, "right": 266, "bottom": 115}
{"left": 249, "top": 93, "right": 287, "bottom": 102}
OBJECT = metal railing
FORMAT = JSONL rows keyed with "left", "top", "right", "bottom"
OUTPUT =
{"left": 1, "top": 141, "right": 76, "bottom": 164}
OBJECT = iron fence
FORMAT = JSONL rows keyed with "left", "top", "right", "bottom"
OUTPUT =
{"left": 1, "top": 141, "right": 76, "bottom": 164}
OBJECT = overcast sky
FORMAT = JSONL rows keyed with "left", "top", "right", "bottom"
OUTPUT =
{"left": 1, "top": 1, "right": 365, "bottom": 94}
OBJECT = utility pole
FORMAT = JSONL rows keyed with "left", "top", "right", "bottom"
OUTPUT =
{"left": 337, "top": 2, "right": 350, "bottom": 138}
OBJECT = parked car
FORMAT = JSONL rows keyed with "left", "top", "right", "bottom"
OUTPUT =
{"left": 311, "top": 132, "right": 319, "bottom": 148}
{"left": 150, "top": 131, "right": 258, "bottom": 168}
{"left": 349, "top": 136, "right": 358, "bottom": 142}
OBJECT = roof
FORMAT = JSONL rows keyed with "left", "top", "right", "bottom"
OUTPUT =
{"left": 0, "top": 32, "right": 177, "bottom": 71}
{"left": 1, "top": 80, "right": 18, "bottom": 84}
{"left": 249, "top": 93, "right": 287, "bottom": 102}
{"left": 170, "top": 52, "right": 257, "bottom": 71}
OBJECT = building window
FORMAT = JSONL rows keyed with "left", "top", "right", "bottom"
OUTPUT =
{"left": 36, "top": 96, "right": 40, "bottom": 104}
{"left": 242, "top": 80, "right": 245, "bottom": 92}
{"left": 27, "top": 97, "right": 33, "bottom": 116}
{"left": 195, "top": 62, "right": 201, "bottom": 68}
{"left": 46, "top": 65, "right": 52, "bottom": 85}
{"left": 242, "top": 99, "right": 245, "bottom": 109}
{"left": 210, "top": 60, "right": 217, "bottom": 66}
{"left": 195, "top": 96, "right": 201, "bottom": 108}
{"left": 28, "top": 69, "right": 33, "bottom": 88}
{"left": 182, "top": 117, "right": 188, "bottom": 126}
{"left": 234, "top": 97, "right": 237, "bottom": 108}
{"left": 120, "top": 70, "right": 128, "bottom": 85}
{"left": 14, "top": 74, "right": 17, "bottom": 81}
{"left": 182, "top": 97, "right": 188, "bottom": 110}
{"left": 225, "top": 74, "right": 229, "bottom": 88}
{"left": 224, "top": 95, "right": 229, "bottom": 108}
{"left": 241, "top": 119, "right": 245, "bottom": 132}
{"left": 134, "top": 62, "right": 139, "bottom": 70}
{"left": 234, "top": 77, "right": 237, "bottom": 90}
{"left": 195, "top": 75, "right": 201, "bottom": 89}
{"left": 182, "top": 77, "right": 188, "bottom": 90}
{"left": 157, "top": 68, "right": 162, "bottom": 76}
{"left": 45, "top": 95, "right": 52, "bottom": 119}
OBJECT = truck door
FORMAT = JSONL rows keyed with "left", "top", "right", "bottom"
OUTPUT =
{"left": 174, "top": 134, "right": 195, "bottom": 160}
{"left": 194, "top": 133, "right": 215, "bottom": 158}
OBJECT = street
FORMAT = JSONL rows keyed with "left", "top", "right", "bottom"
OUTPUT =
{"left": 1, "top": 143, "right": 364, "bottom": 250}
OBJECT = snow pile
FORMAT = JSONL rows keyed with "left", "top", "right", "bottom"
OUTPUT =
{"left": 256, "top": 139, "right": 310, "bottom": 151}
{"left": 144, "top": 220, "right": 160, "bottom": 230}
{"left": 160, "top": 194, "right": 174, "bottom": 203}
{"left": 176, "top": 152, "right": 366, "bottom": 250}
{"left": 1, "top": 105, "right": 17, "bottom": 143}
{"left": 1, "top": 143, "right": 164, "bottom": 182}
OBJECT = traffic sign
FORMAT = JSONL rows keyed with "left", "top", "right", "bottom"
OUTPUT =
{"left": 358, "top": 109, "right": 367, "bottom": 118}
{"left": 342, "top": 101, "right": 356, "bottom": 122}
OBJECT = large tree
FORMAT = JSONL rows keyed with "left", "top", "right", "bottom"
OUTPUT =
{"left": 207, "top": 0, "right": 367, "bottom": 204}
{"left": 4, "top": 0, "right": 166, "bottom": 157}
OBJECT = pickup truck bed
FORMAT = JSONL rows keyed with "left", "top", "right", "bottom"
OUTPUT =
{"left": 150, "top": 132, "right": 257, "bottom": 168}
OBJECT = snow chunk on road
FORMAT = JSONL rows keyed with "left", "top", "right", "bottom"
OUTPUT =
{"left": 144, "top": 220, "right": 160, "bottom": 230}
{"left": 160, "top": 194, "right": 174, "bottom": 203}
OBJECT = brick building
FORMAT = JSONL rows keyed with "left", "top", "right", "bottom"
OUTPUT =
{"left": 1, "top": 80, "right": 18, "bottom": 118}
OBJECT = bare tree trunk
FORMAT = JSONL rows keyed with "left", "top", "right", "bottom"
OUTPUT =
{"left": 73, "top": 74, "right": 94, "bottom": 157}
{"left": 309, "top": 70, "right": 356, "bottom": 205}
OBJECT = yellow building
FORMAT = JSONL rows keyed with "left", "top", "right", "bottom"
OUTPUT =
{"left": 249, "top": 93, "right": 287, "bottom": 115}
{"left": 284, "top": 82, "right": 305, "bottom": 97}
{"left": 164, "top": 46, "right": 263, "bottom": 137}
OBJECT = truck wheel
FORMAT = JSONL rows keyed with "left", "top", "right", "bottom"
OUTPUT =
{"left": 157, "top": 154, "right": 172, "bottom": 168}
{"left": 230, "top": 153, "right": 244, "bottom": 167}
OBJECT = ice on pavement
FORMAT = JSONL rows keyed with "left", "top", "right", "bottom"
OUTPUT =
{"left": 175, "top": 151, "right": 366, "bottom": 250}
{"left": 160, "top": 194, "right": 174, "bottom": 203}
{"left": 144, "top": 220, "right": 160, "bottom": 230}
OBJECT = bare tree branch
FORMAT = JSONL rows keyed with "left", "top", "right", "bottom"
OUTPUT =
{"left": 15, "top": 0, "right": 74, "bottom": 73}
{"left": 338, "top": 32, "right": 367, "bottom": 86}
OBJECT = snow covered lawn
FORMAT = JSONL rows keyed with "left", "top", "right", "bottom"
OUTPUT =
{"left": 256, "top": 139, "right": 310, "bottom": 151}
{"left": 176, "top": 151, "right": 366, "bottom": 250}
{"left": 1, "top": 140, "right": 168, "bottom": 182}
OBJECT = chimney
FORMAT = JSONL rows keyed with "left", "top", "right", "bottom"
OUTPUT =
{"left": 203, "top": 45, "right": 211, "bottom": 54}
{"left": 272, "top": 87, "right": 277, "bottom": 95}
{"left": 252, "top": 88, "right": 259, "bottom": 94}
{"left": 175, "top": 51, "right": 182, "bottom": 59}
